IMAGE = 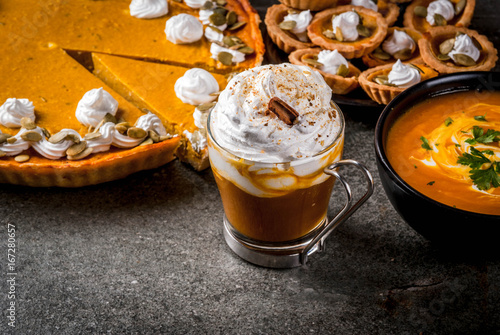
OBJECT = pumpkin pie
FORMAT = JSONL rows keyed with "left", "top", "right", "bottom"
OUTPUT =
{"left": 418, "top": 26, "right": 498, "bottom": 74}
{"left": 307, "top": 5, "right": 388, "bottom": 59}
{"left": 0, "top": 0, "right": 264, "bottom": 187}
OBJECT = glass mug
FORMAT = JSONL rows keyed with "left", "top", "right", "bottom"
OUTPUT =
{"left": 207, "top": 103, "right": 374, "bottom": 268}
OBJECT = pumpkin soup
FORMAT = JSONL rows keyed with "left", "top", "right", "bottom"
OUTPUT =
{"left": 386, "top": 90, "right": 500, "bottom": 215}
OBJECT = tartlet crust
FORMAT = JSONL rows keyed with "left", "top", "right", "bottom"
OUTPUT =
{"left": 307, "top": 5, "right": 389, "bottom": 59}
{"left": 403, "top": 0, "right": 476, "bottom": 33}
{"left": 265, "top": 4, "right": 316, "bottom": 54}
{"left": 288, "top": 48, "right": 361, "bottom": 95}
{"left": 362, "top": 27, "right": 424, "bottom": 67}
{"left": 418, "top": 26, "right": 498, "bottom": 74}
{"left": 358, "top": 62, "right": 438, "bottom": 104}
{"left": 376, "top": 1, "right": 401, "bottom": 27}
{"left": 278, "top": 0, "right": 339, "bottom": 11}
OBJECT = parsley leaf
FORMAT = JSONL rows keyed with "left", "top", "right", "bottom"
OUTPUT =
{"left": 444, "top": 117, "right": 454, "bottom": 126}
{"left": 474, "top": 114, "right": 487, "bottom": 122}
{"left": 457, "top": 147, "right": 500, "bottom": 190}
{"left": 457, "top": 147, "right": 490, "bottom": 169}
{"left": 427, "top": 181, "right": 435, "bottom": 186}
{"left": 420, "top": 136, "right": 432, "bottom": 150}
{"left": 465, "top": 126, "right": 500, "bottom": 145}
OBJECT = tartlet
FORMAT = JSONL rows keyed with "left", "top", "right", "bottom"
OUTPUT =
{"left": 362, "top": 27, "right": 424, "bottom": 67}
{"left": 307, "top": 5, "right": 388, "bottom": 59}
{"left": 278, "top": 0, "right": 340, "bottom": 11}
{"left": 372, "top": 1, "right": 400, "bottom": 27}
{"left": 359, "top": 62, "right": 438, "bottom": 104}
{"left": 403, "top": 0, "right": 476, "bottom": 33}
{"left": 288, "top": 48, "right": 361, "bottom": 95}
{"left": 418, "top": 26, "right": 498, "bottom": 74}
{"left": 265, "top": 4, "right": 316, "bottom": 54}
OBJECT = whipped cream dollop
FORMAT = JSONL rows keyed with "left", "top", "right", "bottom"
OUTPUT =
{"left": 129, "top": 0, "right": 168, "bottom": 19}
{"left": 382, "top": 30, "right": 416, "bottom": 56}
{"left": 448, "top": 33, "right": 481, "bottom": 63}
{"left": 387, "top": 59, "right": 421, "bottom": 88}
{"left": 317, "top": 49, "right": 349, "bottom": 75}
{"left": 199, "top": 7, "right": 228, "bottom": 31}
{"left": 210, "top": 43, "right": 246, "bottom": 64}
{"left": 205, "top": 26, "right": 223, "bottom": 42}
{"left": 332, "top": 11, "right": 360, "bottom": 42}
{"left": 75, "top": 88, "right": 118, "bottom": 128}
{"left": 175, "top": 68, "right": 219, "bottom": 105}
{"left": 0, "top": 98, "right": 36, "bottom": 128}
{"left": 283, "top": 10, "right": 313, "bottom": 42}
{"left": 0, "top": 128, "right": 31, "bottom": 156}
{"left": 184, "top": 0, "right": 206, "bottom": 8}
{"left": 351, "top": 0, "right": 377, "bottom": 12}
{"left": 165, "top": 14, "right": 203, "bottom": 44}
{"left": 426, "top": 0, "right": 455, "bottom": 26}
{"left": 210, "top": 64, "right": 341, "bottom": 163}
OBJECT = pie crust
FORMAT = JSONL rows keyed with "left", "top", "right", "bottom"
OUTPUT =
{"left": 374, "top": 1, "right": 401, "bottom": 27}
{"left": 362, "top": 27, "right": 424, "bottom": 68}
{"left": 288, "top": 48, "right": 361, "bottom": 95}
{"left": 278, "top": 0, "right": 340, "bottom": 12}
{"left": 403, "top": 0, "right": 476, "bottom": 33}
{"left": 307, "top": 5, "right": 389, "bottom": 59}
{"left": 358, "top": 62, "right": 439, "bottom": 104}
{"left": 265, "top": 4, "right": 316, "bottom": 54}
{"left": 418, "top": 26, "right": 498, "bottom": 74}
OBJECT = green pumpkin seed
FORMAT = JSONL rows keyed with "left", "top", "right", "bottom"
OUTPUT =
{"left": 197, "top": 102, "right": 217, "bottom": 111}
{"left": 393, "top": 48, "right": 413, "bottom": 60}
{"left": 434, "top": 13, "right": 447, "bottom": 26}
{"left": 149, "top": 130, "right": 160, "bottom": 143}
{"left": 40, "top": 127, "right": 51, "bottom": 139}
{"left": 218, "top": 51, "right": 233, "bottom": 66}
{"left": 20, "top": 117, "right": 36, "bottom": 130}
{"left": 470, "top": 35, "right": 482, "bottom": 50}
{"left": 66, "top": 140, "right": 87, "bottom": 157}
{"left": 209, "top": 12, "right": 226, "bottom": 26}
{"left": 439, "top": 38, "right": 455, "bottom": 55}
{"left": 238, "top": 46, "right": 254, "bottom": 55}
{"left": 414, "top": 6, "right": 427, "bottom": 18}
{"left": 408, "top": 63, "right": 424, "bottom": 74}
{"left": 0, "top": 133, "right": 12, "bottom": 144}
{"left": 7, "top": 136, "right": 17, "bottom": 144}
{"left": 227, "top": 21, "right": 246, "bottom": 31}
{"left": 67, "top": 147, "right": 93, "bottom": 161}
{"left": 226, "top": 11, "right": 238, "bottom": 26}
{"left": 139, "top": 138, "right": 154, "bottom": 146}
{"left": 201, "top": 1, "right": 213, "bottom": 10}
{"left": 437, "top": 53, "right": 451, "bottom": 61}
{"left": 21, "top": 130, "right": 42, "bottom": 142}
{"left": 48, "top": 130, "right": 69, "bottom": 144}
{"left": 84, "top": 132, "right": 102, "bottom": 141}
{"left": 335, "top": 27, "right": 344, "bottom": 42}
{"left": 374, "top": 75, "right": 389, "bottom": 85}
{"left": 279, "top": 20, "right": 296, "bottom": 31}
{"left": 66, "top": 133, "right": 80, "bottom": 144}
{"left": 14, "top": 154, "right": 30, "bottom": 163}
{"left": 213, "top": 7, "right": 228, "bottom": 17}
{"left": 223, "top": 36, "right": 236, "bottom": 47}
{"left": 372, "top": 47, "right": 391, "bottom": 60}
{"left": 337, "top": 64, "right": 349, "bottom": 77}
{"left": 453, "top": 53, "right": 476, "bottom": 66}
{"left": 127, "top": 127, "right": 147, "bottom": 139}
{"left": 0, "top": 149, "right": 6, "bottom": 158}
{"left": 356, "top": 24, "right": 371, "bottom": 38}
{"left": 103, "top": 113, "right": 117, "bottom": 124}
{"left": 302, "top": 57, "right": 323, "bottom": 68}
{"left": 115, "top": 122, "right": 130, "bottom": 134}
{"left": 455, "top": 0, "right": 466, "bottom": 15}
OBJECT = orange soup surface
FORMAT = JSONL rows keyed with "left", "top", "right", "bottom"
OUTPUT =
{"left": 386, "top": 90, "right": 500, "bottom": 215}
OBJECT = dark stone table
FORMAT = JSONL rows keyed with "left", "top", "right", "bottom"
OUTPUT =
{"left": 1, "top": 1, "right": 499, "bottom": 334}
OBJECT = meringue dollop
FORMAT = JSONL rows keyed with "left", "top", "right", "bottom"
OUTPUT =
{"left": 382, "top": 30, "right": 416, "bottom": 56}
{"left": 387, "top": 59, "right": 421, "bottom": 88}
{"left": 448, "top": 33, "right": 481, "bottom": 64}
{"left": 165, "top": 14, "right": 203, "bottom": 44}
{"left": 426, "top": 0, "right": 455, "bottom": 26}
{"left": 175, "top": 68, "right": 220, "bottom": 106}
{"left": 129, "top": 0, "right": 168, "bottom": 19}
{"left": 75, "top": 88, "right": 118, "bottom": 128}
{"left": 0, "top": 98, "right": 36, "bottom": 128}
{"left": 332, "top": 11, "right": 360, "bottom": 42}
{"left": 283, "top": 10, "right": 313, "bottom": 42}
{"left": 317, "top": 49, "right": 349, "bottom": 76}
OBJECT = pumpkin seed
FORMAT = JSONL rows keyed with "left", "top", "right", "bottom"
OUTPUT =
{"left": 213, "top": 6, "right": 228, "bottom": 17}
{"left": 434, "top": 13, "right": 447, "bottom": 26}
{"left": 439, "top": 38, "right": 455, "bottom": 55}
{"left": 159, "top": 135, "right": 173, "bottom": 141}
{"left": 209, "top": 91, "right": 221, "bottom": 97}
{"left": 67, "top": 147, "right": 93, "bottom": 161}
{"left": 139, "top": 138, "right": 154, "bottom": 146}
{"left": 66, "top": 140, "right": 87, "bottom": 157}
{"left": 66, "top": 133, "right": 80, "bottom": 144}
{"left": 238, "top": 46, "right": 254, "bottom": 55}
{"left": 201, "top": 1, "right": 213, "bottom": 10}
{"left": 209, "top": 12, "right": 226, "bottom": 26}
{"left": 227, "top": 21, "right": 246, "bottom": 31}
{"left": 84, "top": 132, "right": 102, "bottom": 141}
{"left": 149, "top": 130, "right": 160, "bottom": 143}
{"left": 223, "top": 35, "right": 236, "bottom": 47}
{"left": 288, "top": 9, "right": 299, "bottom": 15}
{"left": 455, "top": 0, "right": 466, "bottom": 15}
{"left": 323, "top": 30, "right": 335, "bottom": 39}
{"left": 20, "top": 117, "right": 36, "bottom": 130}
{"left": 40, "top": 127, "right": 51, "bottom": 139}
{"left": 408, "top": 63, "right": 424, "bottom": 74}
{"left": 14, "top": 154, "right": 30, "bottom": 163}
{"left": 279, "top": 20, "right": 296, "bottom": 31}
{"left": 414, "top": 6, "right": 427, "bottom": 18}
{"left": 335, "top": 27, "right": 344, "bottom": 42}
{"left": 115, "top": 122, "right": 130, "bottom": 134}
{"left": 197, "top": 102, "right": 216, "bottom": 111}
{"left": 0, "top": 149, "right": 5, "bottom": 158}
{"left": 21, "top": 130, "right": 42, "bottom": 142}
{"left": 470, "top": 35, "right": 482, "bottom": 50}
{"left": 453, "top": 53, "right": 476, "bottom": 66}
{"left": 103, "top": 112, "right": 117, "bottom": 124}
{"left": 393, "top": 48, "right": 413, "bottom": 60}
{"left": 218, "top": 51, "right": 233, "bottom": 66}
{"left": 0, "top": 133, "right": 12, "bottom": 144}
{"left": 48, "top": 130, "right": 69, "bottom": 144}
{"left": 337, "top": 64, "right": 349, "bottom": 77}
{"left": 226, "top": 11, "right": 238, "bottom": 26}
{"left": 302, "top": 57, "right": 323, "bottom": 68}
{"left": 374, "top": 75, "right": 389, "bottom": 85}
{"left": 437, "top": 53, "right": 451, "bottom": 61}
{"left": 215, "top": 0, "right": 227, "bottom": 5}
{"left": 127, "top": 127, "right": 147, "bottom": 139}
{"left": 372, "top": 47, "right": 391, "bottom": 60}
{"left": 356, "top": 24, "right": 371, "bottom": 38}
{"left": 7, "top": 136, "right": 17, "bottom": 144}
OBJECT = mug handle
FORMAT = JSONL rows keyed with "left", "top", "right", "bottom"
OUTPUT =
{"left": 300, "top": 159, "right": 374, "bottom": 265}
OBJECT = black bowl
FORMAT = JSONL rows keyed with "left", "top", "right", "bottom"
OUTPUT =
{"left": 374, "top": 71, "right": 500, "bottom": 248}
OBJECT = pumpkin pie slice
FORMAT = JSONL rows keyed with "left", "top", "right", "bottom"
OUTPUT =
{"left": 92, "top": 53, "right": 228, "bottom": 171}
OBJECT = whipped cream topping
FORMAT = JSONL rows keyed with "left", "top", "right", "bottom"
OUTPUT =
{"left": 75, "top": 88, "right": 118, "bottom": 128}
{"left": 135, "top": 111, "right": 168, "bottom": 136}
{"left": 175, "top": 68, "right": 219, "bottom": 106}
{"left": 387, "top": 60, "right": 421, "bottom": 88}
{"left": 205, "top": 26, "right": 223, "bottom": 42}
{"left": 129, "top": 0, "right": 168, "bottom": 19}
{"left": 31, "top": 128, "right": 81, "bottom": 159}
{"left": 183, "top": 129, "right": 207, "bottom": 152}
{"left": 351, "top": 0, "right": 377, "bottom": 12}
{"left": 426, "top": 0, "right": 455, "bottom": 26}
{"left": 448, "top": 33, "right": 481, "bottom": 63}
{"left": 165, "top": 14, "right": 203, "bottom": 44}
{"left": 0, "top": 128, "right": 31, "bottom": 156}
{"left": 210, "top": 43, "right": 246, "bottom": 64}
{"left": 184, "top": 0, "right": 206, "bottom": 9}
{"left": 332, "top": 11, "right": 360, "bottom": 42}
{"left": 210, "top": 63, "right": 341, "bottom": 163}
{"left": 317, "top": 49, "right": 349, "bottom": 76}
{"left": 193, "top": 106, "right": 210, "bottom": 130}
{"left": 87, "top": 122, "right": 115, "bottom": 153}
{"left": 283, "top": 10, "right": 313, "bottom": 43}
{"left": 0, "top": 98, "right": 36, "bottom": 128}
{"left": 199, "top": 8, "right": 228, "bottom": 31}
{"left": 382, "top": 30, "right": 416, "bottom": 56}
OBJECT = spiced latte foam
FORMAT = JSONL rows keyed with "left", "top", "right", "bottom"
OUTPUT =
{"left": 208, "top": 63, "right": 344, "bottom": 242}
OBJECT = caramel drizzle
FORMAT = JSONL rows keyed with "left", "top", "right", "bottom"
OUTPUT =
{"left": 267, "top": 97, "right": 299, "bottom": 126}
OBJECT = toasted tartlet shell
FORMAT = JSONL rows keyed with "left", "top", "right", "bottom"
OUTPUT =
{"left": 0, "top": 136, "right": 180, "bottom": 187}
{"left": 307, "top": 5, "right": 388, "bottom": 59}
{"left": 362, "top": 27, "right": 424, "bottom": 67}
{"left": 288, "top": 48, "right": 361, "bottom": 95}
{"left": 403, "top": 0, "right": 476, "bottom": 33}
{"left": 359, "top": 63, "right": 438, "bottom": 104}
{"left": 278, "top": 0, "right": 340, "bottom": 11}
{"left": 265, "top": 4, "right": 316, "bottom": 54}
{"left": 418, "top": 26, "right": 498, "bottom": 74}
{"left": 376, "top": 1, "right": 400, "bottom": 27}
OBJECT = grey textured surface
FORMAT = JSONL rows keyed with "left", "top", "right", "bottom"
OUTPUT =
{"left": 1, "top": 1, "right": 500, "bottom": 334}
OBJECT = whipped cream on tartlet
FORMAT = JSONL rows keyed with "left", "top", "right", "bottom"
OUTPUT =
{"left": 165, "top": 14, "right": 204, "bottom": 44}
{"left": 387, "top": 60, "right": 421, "bottom": 88}
{"left": 351, "top": 0, "right": 377, "bottom": 12}
{"left": 448, "top": 34, "right": 481, "bottom": 63}
{"left": 129, "top": 0, "right": 168, "bottom": 19}
{"left": 426, "top": 0, "right": 455, "bottom": 26}
{"left": 382, "top": 30, "right": 416, "bottom": 56}
{"left": 332, "top": 11, "right": 360, "bottom": 42}
{"left": 0, "top": 98, "right": 36, "bottom": 128}
{"left": 317, "top": 50, "right": 349, "bottom": 75}
{"left": 283, "top": 10, "right": 313, "bottom": 42}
